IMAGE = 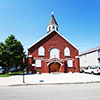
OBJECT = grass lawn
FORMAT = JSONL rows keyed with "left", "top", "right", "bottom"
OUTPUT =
{"left": 0, "top": 71, "right": 23, "bottom": 77}
{"left": 0, "top": 74, "right": 11, "bottom": 77}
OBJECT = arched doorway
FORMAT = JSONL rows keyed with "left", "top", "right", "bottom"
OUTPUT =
{"left": 49, "top": 63, "right": 60, "bottom": 73}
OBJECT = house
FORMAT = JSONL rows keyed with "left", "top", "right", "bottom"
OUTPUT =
{"left": 27, "top": 14, "right": 79, "bottom": 73}
{"left": 79, "top": 46, "right": 100, "bottom": 70}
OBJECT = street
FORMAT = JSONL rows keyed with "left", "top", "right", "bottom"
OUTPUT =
{"left": 0, "top": 83, "right": 100, "bottom": 100}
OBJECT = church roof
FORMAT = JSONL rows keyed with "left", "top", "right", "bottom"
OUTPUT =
{"left": 28, "top": 30, "right": 78, "bottom": 50}
{"left": 48, "top": 15, "right": 58, "bottom": 26}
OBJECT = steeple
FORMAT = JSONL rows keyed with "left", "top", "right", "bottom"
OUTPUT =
{"left": 47, "top": 12, "right": 58, "bottom": 33}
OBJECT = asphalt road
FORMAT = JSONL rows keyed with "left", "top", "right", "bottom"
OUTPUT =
{"left": 0, "top": 83, "right": 100, "bottom": 100}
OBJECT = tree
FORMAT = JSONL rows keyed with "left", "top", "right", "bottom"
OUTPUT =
{"left": 5, "top": 35, "right": 25, "bottom": 70}
{"left": 0, "top": 35, "right": 25, "bottom": 73}
{"left": 0, "top": 42, "right": 10, "bottom": 73}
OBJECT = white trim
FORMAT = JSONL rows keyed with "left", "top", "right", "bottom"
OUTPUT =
{"left": 75, "top": 56, "right": 79, "bottom": 58}
{"left": 32, "top": 64, "right": 35, "bottom": 66}
{"left": 28, "top": 55, "right": 32, "bottom": 57}
{"left": 28, "top": 30, "right": 78, "bottom": 50}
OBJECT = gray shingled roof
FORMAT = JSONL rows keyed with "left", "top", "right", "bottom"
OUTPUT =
{"left": 79, "top": 46, "right": 100, "bottom": 55}
{"left": 48, "top": 15, "right": 58, "bottom": 26}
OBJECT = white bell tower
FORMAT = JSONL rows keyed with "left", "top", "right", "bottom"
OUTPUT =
{"left": 47, "top": 12, "right": 58, "bottom": 33}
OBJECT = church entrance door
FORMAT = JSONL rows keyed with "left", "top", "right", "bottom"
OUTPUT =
{"left": 49, "top": 63, "right": 60, "bottom": 73}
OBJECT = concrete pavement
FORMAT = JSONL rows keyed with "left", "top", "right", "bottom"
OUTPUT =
{"left": 1, "top": 83, "right": 100, "bottom": 100}
{"left": 0, "top": 73, "right": 100, "bottom": 86}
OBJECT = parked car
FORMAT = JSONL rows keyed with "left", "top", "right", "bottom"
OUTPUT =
{"left": 0, "top": 67, "right": 6, "bottom": 74}
{"left": 9, "top": 67, "right": 16, "bottom": 72}
{"left": 17, "top": 67, "right": 23, "bottom": 71}
{"left": 82, "top": 66, "right": 100, "bottom": 74}
{"left": 9, "top": 67, "right": 23, "bottom": 72}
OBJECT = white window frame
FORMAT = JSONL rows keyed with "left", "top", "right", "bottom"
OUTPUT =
{"left": 64, "top": 47, "right": 70, "bottom": 56}
{"left": 68, "top": 59, "right": 73, "bottom": 67}
{"left": 35, "top": 59, "right": 41, "bottom": 67}
{"left": 50, "top": 48, "right": 60, "bottom": 59}
{"left": 38, "top": 46, "right": 45, "bottom": 56}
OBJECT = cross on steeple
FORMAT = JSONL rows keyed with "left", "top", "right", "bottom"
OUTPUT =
{"left": 51, "top": 11, "right": 54, "bottom": 15}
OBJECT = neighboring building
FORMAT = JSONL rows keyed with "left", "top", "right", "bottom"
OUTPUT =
{"left": 27, "top": 14, "right": 79, "bottom": 73}
{"left": 79, "top": 46, "right": 100, "bottom": 70}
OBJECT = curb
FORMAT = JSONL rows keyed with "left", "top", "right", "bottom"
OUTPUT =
{"left": 9, "top": 81, "right": 100, "bottom": 86}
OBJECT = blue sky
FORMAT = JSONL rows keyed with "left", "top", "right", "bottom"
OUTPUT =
{"left": 0, "top": 0, "right": 100, "bottom": 53}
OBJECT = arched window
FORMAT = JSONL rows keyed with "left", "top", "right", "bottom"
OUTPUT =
{"left": 50, "top": 48, "right": 59, "bottom": 59}
{"left": 38, "top": 46, "right": 45, "bottom": 56}
{"left": 64, "top": 47, "right": 70, "bottom": 56}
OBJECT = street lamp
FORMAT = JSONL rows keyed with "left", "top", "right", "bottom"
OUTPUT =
{"left": 23, "top": 57, "right": 25, "bottom": 83}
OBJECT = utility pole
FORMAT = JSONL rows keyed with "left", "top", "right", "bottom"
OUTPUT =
{"left": 23, "top": 57, "right": 25, "bottom": 83}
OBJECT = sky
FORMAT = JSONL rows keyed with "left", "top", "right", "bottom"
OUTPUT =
{"left": 0, "top": 0, "right": 100, "bottom": 54}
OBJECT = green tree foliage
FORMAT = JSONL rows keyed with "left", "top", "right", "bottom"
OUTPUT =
{"left": 0, "top": 35, "right": 25, "bottom": 73}
{"left": 0, "top": 42, "right": 9, "bottom": 69}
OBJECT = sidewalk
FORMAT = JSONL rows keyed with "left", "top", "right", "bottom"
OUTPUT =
{"left": 0, "top": 73, "right": 100, "bottom": 86}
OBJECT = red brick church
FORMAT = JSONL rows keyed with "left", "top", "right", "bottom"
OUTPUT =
{"left": 28, "top": 14, "right": 80, "bottom": 73}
